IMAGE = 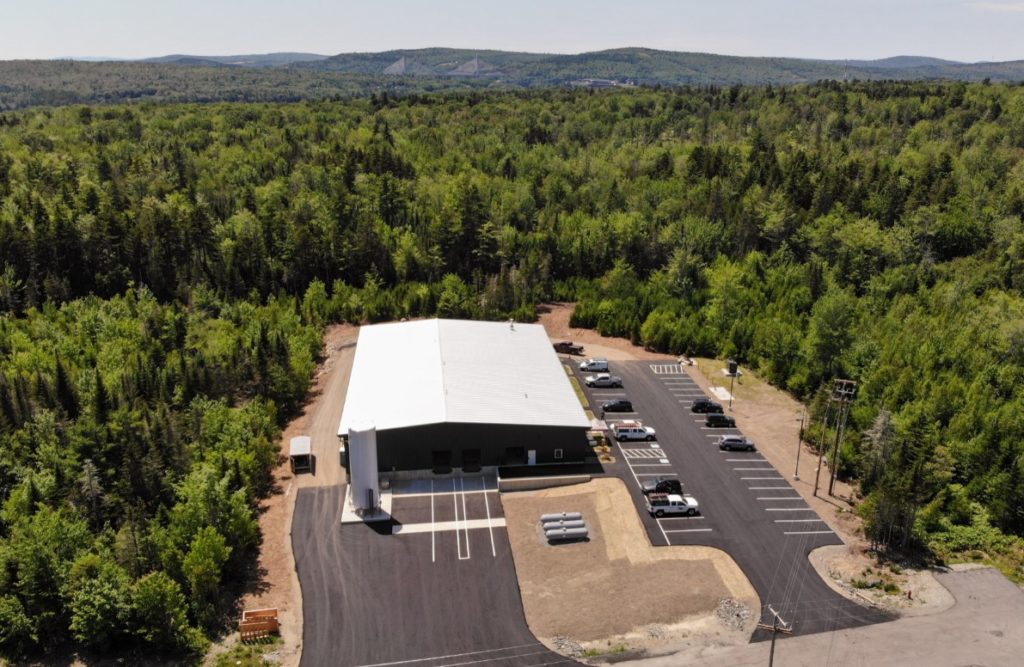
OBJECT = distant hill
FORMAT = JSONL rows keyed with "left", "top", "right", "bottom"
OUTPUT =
{"left": 67, "top": 47, "right": 1024, "bottom": 84}
{"left": 4, "top": 47, "right": 1024, "bottom": 110}
{"left": 137, "top": 52, "right": 328, "bottom": 67}
{"left": 146, "top": 56, "right": 240, "bottom": 68}
{"left": 827, "top": 55, "right": 963, "bottom": 69}
{"left": 299, "top": 47, "right": 1024, "bottom": 85}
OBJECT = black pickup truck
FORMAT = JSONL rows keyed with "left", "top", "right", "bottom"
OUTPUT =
{"left": 553, "top": 340, "right": 585, "bottom": 355}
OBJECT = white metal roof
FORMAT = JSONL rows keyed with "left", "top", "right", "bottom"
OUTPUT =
{"left": 289, "top": 436, "right": 311, "bottom": 457}
{"left": 339, "top": 319, "right": 590, "bottom": 434}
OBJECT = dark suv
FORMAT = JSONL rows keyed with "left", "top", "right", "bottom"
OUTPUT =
{"left": 705, "top": 413, "right": 736, "bottom": 428}
{"left": 691, "top": 397, "right": 724, "bottom": 414}
{"left": 641, "top": 477, "right": 683, "bottom": 496}
{"left": 600, "top": 399, "right": 633, "bottom": 417}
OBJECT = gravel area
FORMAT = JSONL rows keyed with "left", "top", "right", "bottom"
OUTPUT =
{"left": 502, "top": 478, "right": 759, "bottom": 658}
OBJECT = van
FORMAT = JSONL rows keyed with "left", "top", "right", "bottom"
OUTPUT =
{"left": 579, "top": 358, "right": 609, "bottom": 372}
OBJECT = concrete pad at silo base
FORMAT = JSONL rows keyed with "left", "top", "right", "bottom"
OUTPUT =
{"left": 340, "top": 484, "right": 393, "bottom": 524}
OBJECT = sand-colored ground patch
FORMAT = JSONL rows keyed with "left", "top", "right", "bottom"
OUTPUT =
{"left": 502, "top": 478, "right": 759, "bottom": 655}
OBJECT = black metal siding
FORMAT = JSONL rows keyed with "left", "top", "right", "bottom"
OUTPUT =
{"left": 375, "top": 422, "right": 591, "bottom": 471}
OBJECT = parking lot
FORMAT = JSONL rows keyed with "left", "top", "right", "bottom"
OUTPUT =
{"left": 574, "top": 359, "right": 895, "bottom": 637}
{"left": 293, "top": 480, "right": 578, "bottom": 667}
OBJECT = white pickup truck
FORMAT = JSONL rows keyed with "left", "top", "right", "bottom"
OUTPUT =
{"left": 612, "top": 420, "right": 656, "bottom": 442}
{"left": 646, "top": 493, "right": 700, "bottom": 517}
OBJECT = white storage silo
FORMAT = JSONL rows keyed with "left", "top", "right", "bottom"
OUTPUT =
{"left": 348, "top": 422, "right": 380, "bottom": 512}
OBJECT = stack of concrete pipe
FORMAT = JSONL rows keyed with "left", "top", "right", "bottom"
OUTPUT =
{"left": 540, "top": 512, "right": 588, "bottom": 541}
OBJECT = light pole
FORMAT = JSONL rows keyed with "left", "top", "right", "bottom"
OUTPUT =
{"left": 728, "top": 359, "right": 737, "bottom": 410}
{"left": 793, "top": 409, "right": 805, "bottom": 480}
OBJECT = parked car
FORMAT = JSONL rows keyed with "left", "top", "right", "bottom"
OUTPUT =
{"left": 705, "top": 413, "right": 736, "bottom": 428}
{"left": 691, "top": 397, "right": 724, "bottom": 413}
{"left": 600, "top": 399, "right": 633, "bottom": 416}
{"left": 579, "top": 358, "right": 609, "bottom": 372}
{"left": 612, "top": 421, "right": 656, "bottom": 442}
{"left": 553, "top": 340, "right": 585, "bottom": 355}
{"left": 641, "top": 477, "right": 683, "bottom": 496}
{"left": 586, "top": 373, "right": 623, "bottom": 388}
{"left": 717, "top": 435, "right": 755, "bottom": 451}
{"left": 647, "top": 492, "right": 700, "bottom": 517}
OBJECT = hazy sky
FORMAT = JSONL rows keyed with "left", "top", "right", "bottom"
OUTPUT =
{"left": 2, "top": 0, "right": 1023, "bottom": 62}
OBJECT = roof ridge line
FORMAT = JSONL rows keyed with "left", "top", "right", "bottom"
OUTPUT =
{"left": 435, "top": 318, "right": 448, "bottom": 423}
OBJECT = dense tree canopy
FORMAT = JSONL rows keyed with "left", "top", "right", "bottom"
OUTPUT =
{"left": 2, "top": 81, "right": 1024, "bottom": 656}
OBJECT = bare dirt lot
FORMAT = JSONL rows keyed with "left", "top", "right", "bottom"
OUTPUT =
{"left": 502, "top": 478, "right": 759, "bottom": 659}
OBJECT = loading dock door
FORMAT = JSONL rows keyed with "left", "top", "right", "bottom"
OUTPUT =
{"left": 462, "top": 449, "right": 481, "bottom": 473}
{"left": 432, "top": 450, "right": 452, "bottom": 475}
{"left": 504, "top": 446, "right": 526, "bottom": 465}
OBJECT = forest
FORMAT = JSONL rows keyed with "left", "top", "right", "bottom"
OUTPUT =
{"left": 1, "top": 81, "right": 1024, "bottom": 657}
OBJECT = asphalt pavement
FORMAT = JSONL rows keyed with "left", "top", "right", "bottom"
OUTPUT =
{"left": 292, "top": 482, "right": 580, "bottom": 667}
{"left": 575, "top": 359, "right": 895, "bottom": 638}
{"left": 623, "top": 566, "right": 1024, "bottom": 666}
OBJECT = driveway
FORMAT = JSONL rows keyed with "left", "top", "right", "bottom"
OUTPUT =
{"left": 292, "top": 480, "right": 579, "bottom": 667}
{"left": 619, "top": 566, "right": 1024, "bottom": 666}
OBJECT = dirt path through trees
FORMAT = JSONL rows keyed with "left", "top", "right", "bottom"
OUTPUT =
{"left": 236, "top": 324, "right": 358, "bottom": 667}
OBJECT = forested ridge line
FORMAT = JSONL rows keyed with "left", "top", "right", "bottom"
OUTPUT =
{"left": 1, "top": 81, "right": 1024, "bottom": 658}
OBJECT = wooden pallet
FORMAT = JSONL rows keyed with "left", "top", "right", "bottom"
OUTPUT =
{"left": 240, "top": 608, "right": 279, "bottom": 641}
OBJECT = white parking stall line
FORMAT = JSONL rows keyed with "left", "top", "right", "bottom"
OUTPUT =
{"left": 765, "top": 507, "right": 816, "bottom": 511}
{"left": 616, "top": 440, "right": 671, "bottom": 546}
{"left": 663, "top": 528, "right": 713, "bottom": 533}
{"left": 774, "top": 519, "right": 826, "bottom": 523}
{"left": 395, "top": 488, "right": 498, "bottom": 499}
{"left": 482, "top": 476, "right": 496, "bottom": 557}
{"left": 631, "top": 463, "right": 673, "bottom": 467}
{"left": 757, "top": 496, "right": 803, "bottom": 500}
{"left": 658, "top": 515, "right": 706, "bottom": 521}
{"left": 458, "top": 477, "right": 471, "bottom": 560}
{"left": 430, "top": 479, "right": 435, "bottom": 563}
{"left": 784, "top": 530, "right": 835, "bottom": 535}
{"left": 635, "top": 472, "right": 679, "bottom": 477}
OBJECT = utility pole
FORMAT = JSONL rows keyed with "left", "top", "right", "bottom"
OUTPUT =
{"left": 828, "top": 379, "right": 858, "bottom": 497}
{"left": 793, "top": 409, "right": 805, "bottom": 480}
{"left": 758, "top": 605, "right": 792, "bottom": 667}
{"left": 813, "top": 402, "right": 832, "bottom": 498}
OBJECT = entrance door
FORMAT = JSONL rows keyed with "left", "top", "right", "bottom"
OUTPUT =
{"left": 528, "top": 449, "right": 537, "bottom": 466}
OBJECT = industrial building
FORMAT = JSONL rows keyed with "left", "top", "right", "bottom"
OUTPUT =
{"left": 338, "top": 318, "right": 592, "bottom": 473}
